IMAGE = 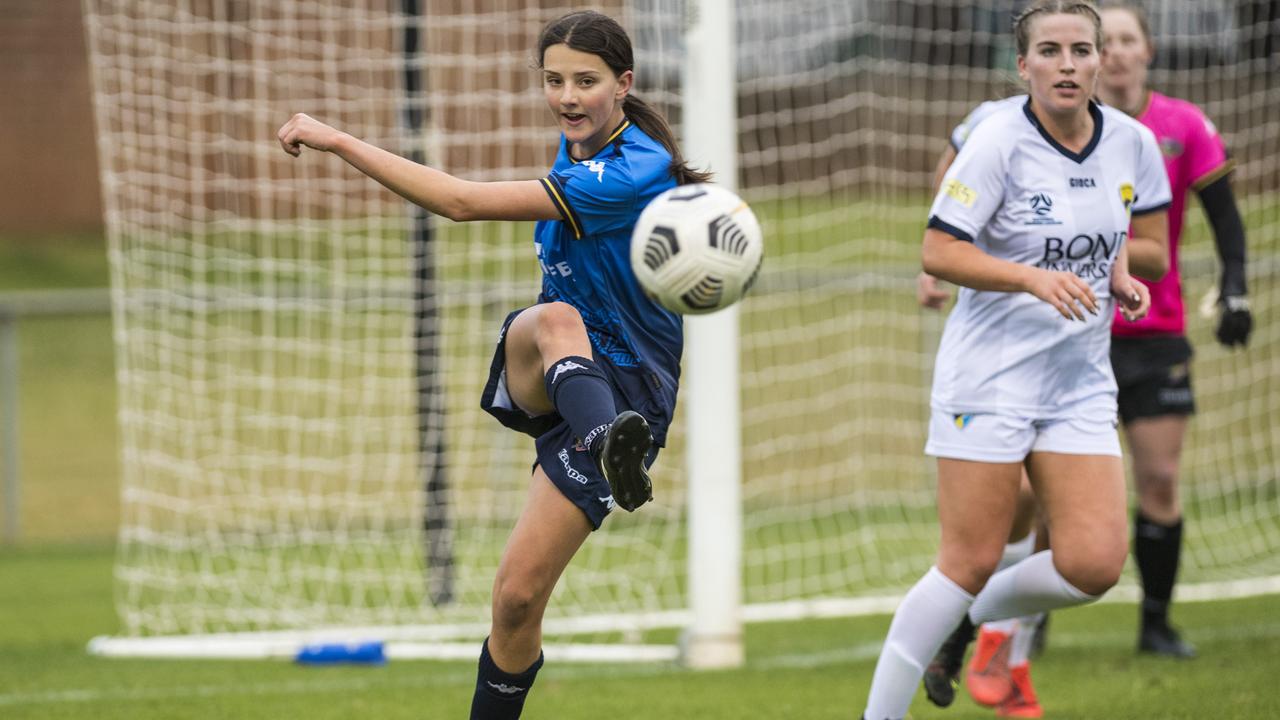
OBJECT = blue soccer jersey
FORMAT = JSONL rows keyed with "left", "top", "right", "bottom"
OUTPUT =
{"left": 536, "top": 120, "right": 682, "bottom": 439}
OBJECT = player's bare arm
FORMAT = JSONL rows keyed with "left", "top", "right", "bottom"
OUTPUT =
{"left": 917, "top": 145, "right": 961, "bottom": 309}
{"left": 917, "top": 271, "right": 951, "bottom": 309}
{"left": 922, "top": 228, "right": 1097, "bottom": 321}
{"left": 276, "top": 112, "right": 560, "bottom": 223}
{"left": 1124, "top": 209, "right": 1169, "bottom": 281}
{"left": 1110, "top": 243, "right": 1151, "bottom": 322}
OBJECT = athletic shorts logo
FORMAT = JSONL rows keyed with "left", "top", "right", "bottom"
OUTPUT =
{"left": 943, "top": 179, "right": 977, "bottom": 208}
{"left": 953, "top": 413, "right": 974, "bottom": 429}
{"left": 486, "top": 681, "right": 525, "bottom": 695}
{"left": 551, "top": 360, "right": 586, "bottom": 384}
{"left": 558, "top": 448, "right": 590, "bottom": 485}
{"left": 598, "top": 494, "right": 616, "bottom": 511}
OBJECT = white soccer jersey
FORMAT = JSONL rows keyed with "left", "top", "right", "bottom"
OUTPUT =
{"left": 949, "top": 95, "right": 1026, "bottom": 151}
{"left": 929, "top": 99, "right": 1172, "bottom": 416}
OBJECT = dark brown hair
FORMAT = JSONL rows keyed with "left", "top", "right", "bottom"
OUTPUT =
{"left": 537, "top": 11, "right": 711, "bottom": 185}
{"left": 1014, "top": 0, "right": 1104, "bottom": 56}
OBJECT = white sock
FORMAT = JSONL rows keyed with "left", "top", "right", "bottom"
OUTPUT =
{"left": 970, "top": 551, "right": 1098, "bottom": 624}
{"left": 984, "top": 618, "right": 1018, "bottom": 635}
{"left": 864, "top": 567, "right": 974, "bottom": 720}
{"left": 999, "top": 532, "right": 1036, "bottom": 570}
{"left": 1008, "top": 613, "right": 1042, "bottom": 667}
{"left": 981, "top": 535, "right": 1035, "bottom": 636}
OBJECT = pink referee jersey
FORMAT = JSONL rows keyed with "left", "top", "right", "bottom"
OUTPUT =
{"left": 1112, "top": 91, "right": 1233, "bottom": 337}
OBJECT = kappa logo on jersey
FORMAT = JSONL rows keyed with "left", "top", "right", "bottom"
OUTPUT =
{"left": 1120, "top": 183, "right": 1135, "bottom": 214}
{"left": 558, "top": 448, "right": 590, "bottom": 485}
{"left": 486, "top": 681, "right": 525, "bottom": 695}
{"left": 551, "top": 360, "right": 586, "bottom": 384}
{"left": 1026, "top": 193, "right": 1062, "bottom": 225}
{"left": 943, "top": 179, "right": 977, "bottom": 208}
{"left": 585, "top": 159, "right": 606, "bottom": 182}
{"left": 953, "top": 413, "right": 974, "bottom": 429}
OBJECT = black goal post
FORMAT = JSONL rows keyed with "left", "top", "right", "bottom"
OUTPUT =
{"left": 402, "top": 0, "right": 454, "bottom": 606}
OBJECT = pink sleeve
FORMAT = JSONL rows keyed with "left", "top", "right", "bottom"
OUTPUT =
{"left": 1183, "top": 105, "right": 1231, "bottom": 190}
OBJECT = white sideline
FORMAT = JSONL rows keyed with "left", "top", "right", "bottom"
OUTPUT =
{"left": 87, "top": 637, "right": 680, "bottom": 663}
{"left": 85, "top": 575, "right": 1280, "bottom": 661}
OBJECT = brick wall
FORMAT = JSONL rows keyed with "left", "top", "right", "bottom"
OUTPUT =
{"left": 0, "top": 0, "right": 103, "bottom": 235}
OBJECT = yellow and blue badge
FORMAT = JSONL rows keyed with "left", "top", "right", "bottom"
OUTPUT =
{"left": 1119, "top": 183, "right": 1134, "bottom": 215}
{"left": 953, "top": 413, "right": 974, "bottom": 429}
{"left": 944, "top": 179, "right": 977, "bottom": 208}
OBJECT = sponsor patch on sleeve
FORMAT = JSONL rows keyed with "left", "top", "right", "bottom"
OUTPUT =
{"left": 943, "top": 179, "right": 977, "bottom": 208}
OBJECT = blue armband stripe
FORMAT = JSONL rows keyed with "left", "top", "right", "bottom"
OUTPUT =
{"left": 1132, "top": 200, "right": 1172, "bottom": 217}
{"left": 927, "top": 216, "right": 974, "bottom": 243}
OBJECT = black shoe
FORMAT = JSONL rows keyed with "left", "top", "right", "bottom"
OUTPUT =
{"left": 1139, "top": 622, "right": 1197, "bottom": 659}
{"left": 592, "top": 411, "right": 653, "bottom": 512}
{"left": 923, "top": 614, "right": 976, "bottom": 708}
{"left": 1029, "top": 612, "right": 1050, "bottom": 660}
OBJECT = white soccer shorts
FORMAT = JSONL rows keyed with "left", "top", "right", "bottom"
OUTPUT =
{"left": 925, "top": 404, "right": 1122, "bottom": 462}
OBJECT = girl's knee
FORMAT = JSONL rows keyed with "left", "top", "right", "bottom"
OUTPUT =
{"left": 1054, "top": 548, "right": 1125, "bottom": 596}
{"left": 938, "top": 548, "right": 1002, "bottom": 595}
{"left": 492, "top": 578, "right": 545, "bottom": 632}
{"left": 536, "top": 302, "right": 585, "bottom": 336}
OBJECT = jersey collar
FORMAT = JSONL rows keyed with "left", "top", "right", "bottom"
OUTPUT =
{"left": 567, "top": 119, "right": 632, "bottom": 164}
{"left": 1021, "top": 98, "right": 1103, "bottom": 164}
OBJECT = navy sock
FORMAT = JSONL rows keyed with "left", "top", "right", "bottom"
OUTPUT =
{"left": 1134, "top": 511, "right": 1183, "bottom": 627}
{"left": 544, "top": 355, "right": 616, "bottom": 453}
{"left": 470, "top": 638, "right": 544, "bottom": 720}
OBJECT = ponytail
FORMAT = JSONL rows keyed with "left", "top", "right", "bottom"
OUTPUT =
{"left": 623, "top": 95, "right": 713, "bottom": 185}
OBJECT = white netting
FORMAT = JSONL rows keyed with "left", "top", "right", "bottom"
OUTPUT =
{"left": 82, "top": 0, "right": 1279, "bottom": 649}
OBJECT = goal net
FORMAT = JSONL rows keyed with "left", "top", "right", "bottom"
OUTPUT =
{"left": 82, "top": 0, "right": 1279, "bottom": 660}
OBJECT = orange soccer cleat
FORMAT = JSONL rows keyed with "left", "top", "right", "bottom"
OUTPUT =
{"left": 996, "top": 663, "right": 1044, "bottom": 718}
{"left": 965, "top": 626, "right": 1013, "bottom": 707}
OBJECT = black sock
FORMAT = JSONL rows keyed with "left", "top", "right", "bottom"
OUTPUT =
{"left": 544, "top": 355, "right": 616, "bottom": 453}
{"left": 470, "top": 638, "right": 544, "bottom": 720}
{"left": 1134, "top": 511, "right": 1183, "bottom": 628}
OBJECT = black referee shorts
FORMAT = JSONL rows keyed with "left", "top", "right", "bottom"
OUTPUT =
{"left": 1111, "top": 335, "right": 1196, "bottom": 424}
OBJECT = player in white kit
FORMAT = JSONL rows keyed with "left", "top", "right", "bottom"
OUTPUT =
{"left": 861, "top": 3, "right": 1170, "bottom": 719}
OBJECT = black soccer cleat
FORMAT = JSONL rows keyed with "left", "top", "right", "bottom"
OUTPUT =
{"left": 593, "top": 411, "right": 654, "bottom": 512}
{"left": 1139, "top": 622, "right": 1197, "bottom": 659}
{"left": 923, "top": 614, "right": 976, "bottom": 708}
{"left": 1029, "top": 612, "right": 1050, "bottom": 660}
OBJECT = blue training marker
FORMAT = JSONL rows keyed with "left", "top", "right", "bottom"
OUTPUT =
{"left": 295, "top": 640, "right": 387, "bottom": 665}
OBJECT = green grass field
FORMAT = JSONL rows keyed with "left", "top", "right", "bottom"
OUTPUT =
{"left": 2, "top": 543, "right": 1279, "bottom": 719}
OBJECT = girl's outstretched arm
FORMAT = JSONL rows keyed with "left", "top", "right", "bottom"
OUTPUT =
{"left": 277, "top": 113, "right": 560, "bottom": 223}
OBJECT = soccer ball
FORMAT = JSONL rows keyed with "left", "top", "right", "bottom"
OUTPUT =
{"left": 630, "top": 184, "right": 764, "bottom": 315}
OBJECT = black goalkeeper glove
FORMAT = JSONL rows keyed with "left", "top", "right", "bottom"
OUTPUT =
{"left": 1216, "top": 295, "right": 1252, "bottom": 348}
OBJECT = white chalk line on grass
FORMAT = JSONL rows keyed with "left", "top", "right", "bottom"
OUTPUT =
{"left": 5, "top": 621, "right": 1280, "bottom": 708}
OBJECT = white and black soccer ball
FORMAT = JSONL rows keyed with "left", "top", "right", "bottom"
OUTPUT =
{"left": 630, "top": 184, "right": 764, "bottom": 315}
